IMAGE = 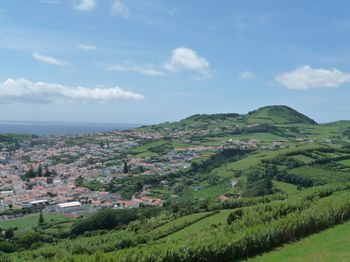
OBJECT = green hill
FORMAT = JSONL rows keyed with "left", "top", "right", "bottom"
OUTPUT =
{"left": 183, "top": 113, "right": 240, "bottom": 123}
{"left": 182, "top": 105, "right": 317, "bottom": 125}
{"left": 247, "top": 105, "right": 317, "bottom": 125}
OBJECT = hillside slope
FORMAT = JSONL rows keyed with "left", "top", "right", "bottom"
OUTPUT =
{"left": 250, "top": 219, "right": 350, "bottom": 262}
{"left": 247, "top": 105, "right": 317, "bottom": 125}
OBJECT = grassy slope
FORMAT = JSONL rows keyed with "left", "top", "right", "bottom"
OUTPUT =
{"left": 339, "top": 159, "right": 350, "bottom": 167}
{"left": 272, "top": 180, "right": 299, "bottom": 195}
{"left": 0, "top": 213, "right": 73, "bottom": 236}
{"left": 224, "top": 144, "right": 325, "bottom": 172}
{"left": 148, "top": 211, "right": 213, "bottom": 237}
{"left": 163, "top": 209, "right": 233, "bottom": 241}
{"left": 246, "top": 106, "right": 317, "bottom": 125}
{"left": 249, "top": 220, "right": 350, "bottom": 262}
{"left": 289, "top": 166, "right": 350, "bottom": 184}
{"left": 191, "top": 144, "right": 329, "bottom": 198}
{"left": 0, "top": 213, "right": 72, "bottom": 230}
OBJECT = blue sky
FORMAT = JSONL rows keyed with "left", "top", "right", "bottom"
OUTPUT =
{"left": 1, "top": 0, "right": 350, "bottom": 124}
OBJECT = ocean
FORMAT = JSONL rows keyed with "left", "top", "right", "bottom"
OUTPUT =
{"left": 0, "top": 121, "right": 142, "bottom": 136}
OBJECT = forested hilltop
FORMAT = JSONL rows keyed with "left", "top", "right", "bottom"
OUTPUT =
{"left": 2, "top": 105, "right": 350, "bottom": 261}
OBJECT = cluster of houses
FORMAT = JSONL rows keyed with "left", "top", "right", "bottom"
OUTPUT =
{"left": 0, "top": 152, "right": 10, "bottom": 164}
{"left": 114, "top": 196, "right": 164, "bottom": 209}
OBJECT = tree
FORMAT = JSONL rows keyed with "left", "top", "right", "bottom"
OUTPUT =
{"left": 4, "top": 228, "right": 14, "bottom": 239}
{"left": 123, "top": 159, "right": 129, "bottom": 174}
{"left": 44, "top": 164, "right": 51, "bottom": 177}
{"left": 71, "top": 209, "right": 119, "bottom": 236}
{"left": 38, "top": 211, "right": 45, "bottom": 226}
{"left": 18, "top": 231, "right": 46, "bottom": 248}
{"left": 26, "top": 166, "right": 36, "bottom": 179}
{"left": 37, "top": 164, "right": 43, "bottom": 177}
{"left": 244, "top": 165, "right": 274, "bottom": 197}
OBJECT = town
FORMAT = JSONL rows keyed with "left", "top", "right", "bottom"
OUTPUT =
{"left": 0, "top": 120, "right": 313, "bottom": 219}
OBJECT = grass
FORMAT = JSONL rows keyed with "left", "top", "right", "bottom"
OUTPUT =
{"left": 249, "top": 220, "right": 350, "bottom": 262}
{"left": 131, "top": 140, "right": 193, "bottom": 158}
{"left": 164, "top": 209, "right": 233, "bottom": 241}
{"left": 0, "top": 213, "right": 73, "bottom": 231}
{"left": 133, "top": 151, "right": 158, "bottom": 158}
{"left": 130, "top": 140, "right": 167, "bottom": 154}
{"left": 273, "top": 180, "right": 299, "bottom": 195}
{"left": 289, "top": 154, "right": 314, "bottom": 164}
{"left": 288, "top": 166, "right": 350, "bottom": 184}
{"left": 226, "top": 144, "right": 325, "bottom": 172}
{"left": 149, "top": 211, "right": 213, "bottom": 237}
{"left": 339, "top": 159, "right": 350, "bottom": 167}
{"left": 192, "top": 182, "right": 231, "bottom": 198}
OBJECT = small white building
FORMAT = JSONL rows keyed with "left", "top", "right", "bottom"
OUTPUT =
{"left": 55, "top": 201, "right": 82, "bottom": 213}
{"left": 0, "top": 191, "right": 14, "bottom": 196}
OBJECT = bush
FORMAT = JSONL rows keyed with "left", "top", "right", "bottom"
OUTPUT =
{"left": 71, "top": 209, "right": 118, "bottom": 236}
{"left": 0, "top": 241, "right": 17, "bottom": 253}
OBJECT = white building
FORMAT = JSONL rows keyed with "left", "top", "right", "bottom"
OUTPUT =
{"left": 55, "top": 201, "right": 82, "bottom": 213}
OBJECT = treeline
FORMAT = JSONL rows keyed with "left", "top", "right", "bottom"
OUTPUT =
{"left": 0, "top": 229, "right": 53, "bottom": 254}
{"left": 108, "top": 174, "right": 162, "bottom": 199}
{"left": 191, "top": 148, "right": 250, "bottom": 174}
{"left": 71, "top": 206, "right": 162, "bottom": 236}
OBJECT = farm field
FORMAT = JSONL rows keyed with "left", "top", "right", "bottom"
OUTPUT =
{"left": 272, "top": 180, "right": 299, "bottom": 195}
{"left": 163, "top": 209, "right": 234, "bottom": 241}
{"left": 339, "top": 159, "right": 350, "bottom": 167}
{"left": 249, "top": 219, "right": 350, "bottom": 262}
{"left": 192, "top": 182, "right": 231, "bottom": 198}
{"left": 288, "top": 166, "right": 350, "bottom": 184}
{"left": 0, "top": 213, "right": 73, "bottom": 231}
{"left": 149, "top": 211, "right": 214, "bottom": 238}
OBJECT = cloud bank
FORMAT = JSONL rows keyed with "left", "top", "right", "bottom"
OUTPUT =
{"left": 276, "top": 65, "right": 350, "bottom": 90}
{"left": 0, "top": 78, "right": 144, "bottom": 103}
{"left": 32, "top": 52, "right": 69, "bottom": 66}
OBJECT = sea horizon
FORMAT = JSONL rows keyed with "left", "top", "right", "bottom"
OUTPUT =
{"left": 0, "top": 120, "right": 143, "bottom": 136}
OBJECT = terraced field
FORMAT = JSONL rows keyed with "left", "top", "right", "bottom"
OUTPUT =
{"left": 249, "top": 220, "right": 350, "bottom": 262}
{"left": 149, "top": 211, "right": 216, "bottom": 239}
{"left": 163, "top": 209, "right": 233, "bottom": 241}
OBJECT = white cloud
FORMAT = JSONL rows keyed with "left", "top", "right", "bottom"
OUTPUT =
{"left": 239, "top": 70, "right": 255, "bottom": 79}
{"left": 78, "top": 43, "right": 96, "bottom": 51}
{"left": 275, "top": 65, "right": 350, "bottom": 90}
{"left": 0, "top": 78, "right": 144, "bottom": 103}
{"left": 32, "top": 52, "right": 69, "bottom": 66}
{"left": 104, "top": 47, "right": 212, "bottom": 79}
{"left": 111, "top": 0, "right": 130, "bottom": 17}
{"left": 74, "top": 0, "right": 96, "bottom": 11}
{"left": 164, "top": 47, "right": 211, "bottom": 77}
{"left": 108, "top": 65, "right": 164, "bottom": 76}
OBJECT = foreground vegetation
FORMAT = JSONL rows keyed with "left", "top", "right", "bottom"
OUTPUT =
{"left": 249, "top": 219, "right": 350, "bottom": 262}
{"left": 1, "top": 183, "right": 350, "bottom": 261}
